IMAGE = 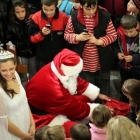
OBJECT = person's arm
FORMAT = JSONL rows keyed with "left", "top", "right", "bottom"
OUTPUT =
{"left": 0, "top": 91, "right": 33, "bottom": 140}
{"left": 127, "top": 106, "right": 137, "bottom": 123}
{"left": 28, "top": 105, "right": 35, "bottom": 134}
{"left": 99, "top": 20, "right": 117, "bottom": 47}
{"left": 64, "top": 16, "right": 80, "bottom": 44}
{"left": 28, "top": 17, "right": 45, "bottom": 43}
{"left": 5, "top": 24, "right": 14, "bottom": 44}
{"left": 8, "top": 120, "right": 33, "bottom": 140}
{"left": 130, "top": 53, "right": 140, "bottom": 65}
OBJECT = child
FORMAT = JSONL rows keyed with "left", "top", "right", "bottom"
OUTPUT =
{"left": 121, "top": 79, "right": 140, "bottom": 123}
{"left": 70, "top": 123, "right": 91, "bottom": 140}
{"left": 0, "top": 49, "right": 35, "bottom": 140}
{"left": 35, "top": 125, "right": 65, "bottom": 140}
{"left": 115, "top": 15, "right": 140, "bottom": 103}
{"left": 6, "top": 0, "right": 36, "bottom": 87}
{"left": 35, "top": 125, "right": 50, "bottom": 140}
{"left": 107, "top": 116, "right": 140, "bottom": 140}
{"left": 64, "top": 0, "right": 117, "bottom": 98}
{"left": 28, "top": 0, "right": 69, "bottom": 71}
{"left": 89, "top": 104, "right": 111, "bottom": 140}
{"left": 127, "top": 0, "right": 140, "bottom": 16}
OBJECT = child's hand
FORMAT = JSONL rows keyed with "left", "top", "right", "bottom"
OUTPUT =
{"left": 75, "top": 32, "right": 90, "bottom": 41}
{"left": 22, "top": 133, "right": 34, "bottom": 140}
{"left": 26, "top": 14, "right": 33, "bottom": 25}
{"left": 28, "top": 125, "right": 35, "bottom": 137}
{"left": 42, "top": 27, "right": 51, "bottom": 36}
{"left": 110, "top": 108, "right": 115, "bottom": 116}
{"left": 124, "top": 55, "right": 133, "bottom": 62}
{"left": 117, "top": 53, "right": 124, "bottom": 60}
{"left": 87, "top": 33, "right": 104, "bottom": 45}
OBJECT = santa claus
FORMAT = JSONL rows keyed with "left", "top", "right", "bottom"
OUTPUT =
{"left": 26, "top": 49, "right": 111, "bottom": 136}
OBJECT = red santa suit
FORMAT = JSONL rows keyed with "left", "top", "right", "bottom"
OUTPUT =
{"left": 26, "top": 49, "right": 100, "bottom": 135}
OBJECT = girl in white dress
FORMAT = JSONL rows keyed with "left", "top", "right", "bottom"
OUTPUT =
{"left": 0, "top": 50, "right": 35, "bottom": 140}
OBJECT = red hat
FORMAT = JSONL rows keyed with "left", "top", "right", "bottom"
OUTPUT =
{"left": 132, "top": 0, "right": 140, "bottom": 9}
{"left": 52, "top": 49, "right": 83, "bottom": 76}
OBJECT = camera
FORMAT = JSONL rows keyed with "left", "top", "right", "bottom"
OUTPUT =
{"left": 46, "top": 24, "right": 51, "bottom": 29}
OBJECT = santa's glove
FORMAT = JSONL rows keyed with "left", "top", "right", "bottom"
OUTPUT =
{"left": 6, "top": 41, "right": 15, "bottom": 50}
{"left": 86, "top": 103, "right": 99, "bottom": 119}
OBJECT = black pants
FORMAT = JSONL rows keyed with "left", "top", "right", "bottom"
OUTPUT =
{"left": 79, "top": 70, "right": 110, "bottom": 98}
{"left": 36, "top": 60, "right": 47, "bottom": 71}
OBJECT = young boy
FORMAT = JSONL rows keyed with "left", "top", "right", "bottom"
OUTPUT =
{"left": 34, "top": 125, "right": 65, "bottom": 140}
{"left": 28, "top": 0, "right": 69, "bottom": 71}
{"left": 70, "top": 124, "right": 91, "bottom": 140}
{"left": 114, "top": 14, "right": 140, "bottom": 102}
{"left": 35, "top": 125, "right": 50, "bottom": 140}
{"left": 64, "top": 0, "right": 117, "bottom": 98}
{"left": 89, "top": 104, "right": 111, "bottom": 140}
{"left": 127, "top": 0, "right": 140, "bottom": 16}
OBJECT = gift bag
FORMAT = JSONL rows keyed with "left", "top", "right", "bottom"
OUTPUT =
{"left": 105, "top": 98, "right": 131, "bottom": 116}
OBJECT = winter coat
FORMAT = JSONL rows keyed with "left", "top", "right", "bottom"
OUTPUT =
{"left": 6, "top": 16, "right": 36, "bottom": 58}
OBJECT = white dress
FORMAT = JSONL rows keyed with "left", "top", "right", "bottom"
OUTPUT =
{"left": 0, "top": 71, "right": 30, "bottom": 140}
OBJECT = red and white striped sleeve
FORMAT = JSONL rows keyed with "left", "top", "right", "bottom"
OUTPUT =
{"left": 64, "top": 17, "right": 79, "bottom": 44}
{"left": 100, "top": 20, "right": 117, "bottom": 47}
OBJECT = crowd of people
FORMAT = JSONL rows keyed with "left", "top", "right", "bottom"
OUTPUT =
{"left": 0, "top": 0, "right": 140, "bottom": 140}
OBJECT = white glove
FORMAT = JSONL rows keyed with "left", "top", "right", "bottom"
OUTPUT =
{"left": 86, "top": 103, "right": 99, "bottom": 119}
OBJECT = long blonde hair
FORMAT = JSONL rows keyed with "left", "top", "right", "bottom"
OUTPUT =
{"left": 107, "top": 116, "right": 140, "bottom": 140}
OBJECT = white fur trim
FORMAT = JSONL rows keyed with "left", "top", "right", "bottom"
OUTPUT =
{"left": 51, "top": 61, "right": 63, "bottom": 80}
{"left": 47, "top": 115, "right": 70, "bottom": 126}
{"left": 86, "top": 103, "right": 99, "bottom": 119}
{"left": 61, "top": 58, "right": 83, "bottom": 76}
{"left": 83, "top": 83, "right": 100, "bottom": 101}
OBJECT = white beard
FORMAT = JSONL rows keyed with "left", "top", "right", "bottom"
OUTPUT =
{"left": 61, "top": 74, "right": 78, "bottom": 95}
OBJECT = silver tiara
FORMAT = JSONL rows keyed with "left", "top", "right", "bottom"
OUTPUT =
{"left": 0, "top": 50, "right": 14, "bottom": 60}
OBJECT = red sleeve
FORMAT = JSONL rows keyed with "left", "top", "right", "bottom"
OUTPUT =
{"left": 64, "top": 17, "right": 79, "bottom": 44}
{"left": 26, "top": 66, "right": 90, "bottom": 121}
{"left": 29, "top": 13, "right": 45, "bottom": 43}
{"left": 100, "top": 20, "right": 117, "bottom": 47}
{"left": 77, "top": 77, "right": 89, "bottom": 95}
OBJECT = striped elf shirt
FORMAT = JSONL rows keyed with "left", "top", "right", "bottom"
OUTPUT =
{"left": 64, "top": 13, "right": 117, "bottom": 72}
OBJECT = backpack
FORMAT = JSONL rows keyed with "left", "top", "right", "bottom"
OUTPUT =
{"left": 59, "top": 0, "right": 74, "bottom": 16}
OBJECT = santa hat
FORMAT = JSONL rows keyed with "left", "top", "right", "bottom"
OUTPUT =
{"left": 51, "top": 49, "right": 83, "bottom": 93}
{"left": 51, "top": 48, "right": 83, "bottom": 76}
{"left": 132, "top": 0, "right": 140, "bottom": 9}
